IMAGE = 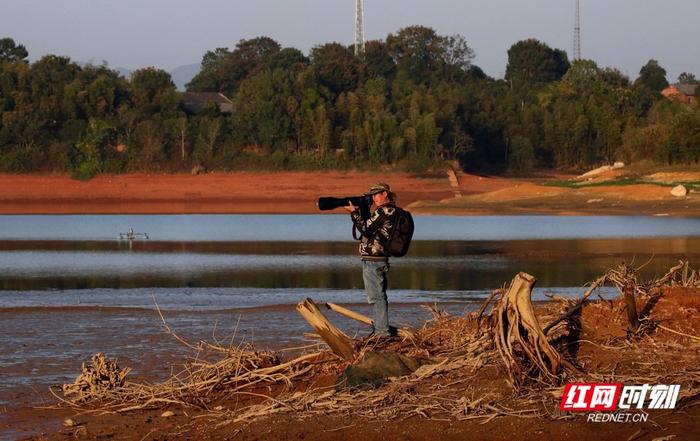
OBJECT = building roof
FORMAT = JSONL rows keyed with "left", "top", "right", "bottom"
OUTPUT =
{"left": 180, "top": 92, "right": 233, "bottom": 115}
{"left": 674, "top": 83, "right": 698, "bottom": 96}
{"left": 180, "top": 92, "right": 232, "bottom": 105}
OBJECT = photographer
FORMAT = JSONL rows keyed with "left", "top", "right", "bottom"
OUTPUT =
{"left": 343, "top": 182, "right": 396, "bottom": 338}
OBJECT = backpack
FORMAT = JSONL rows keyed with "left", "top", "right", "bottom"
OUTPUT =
{"left": 385, "top": 207, "right": 414, "bottom": 257}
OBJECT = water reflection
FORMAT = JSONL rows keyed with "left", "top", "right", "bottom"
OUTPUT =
{"left": 2, "top": 237, "right": 699, "bottom": 256}
{"left": 0, "top": 239, "right": 696, "bottom": 291}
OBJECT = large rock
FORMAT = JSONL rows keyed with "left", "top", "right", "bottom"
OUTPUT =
{"left": 577, "top": 162, "right": 625, "bottom": 181}
{"left": 338, "top": 351, "right": 432, "bottom": 389}
{"left": 670, "top": 185, "right": 688, "bottom": 197}
{"left": 577, "top": 165, "right": 613, "bottom": 180}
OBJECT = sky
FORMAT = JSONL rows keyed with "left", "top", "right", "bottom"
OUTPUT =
{"left": 3, "top": 0, "right": 699, "bottom": 82}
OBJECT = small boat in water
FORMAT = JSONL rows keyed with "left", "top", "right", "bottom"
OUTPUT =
{"left": 119, "top": 228, "right": 149, "bottom": 240}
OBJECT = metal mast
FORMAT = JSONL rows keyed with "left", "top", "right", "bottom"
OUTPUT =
{"left": 573, "top": 0, "right": 581, "bottom": 60}
{"left": 355, "top": 0, "right": 365, "bottom": 56}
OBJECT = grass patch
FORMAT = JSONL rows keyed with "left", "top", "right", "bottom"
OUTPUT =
{"left": 545, "top": 178, "right": 700, "bottom": 190}
{"left": 544, "top": 177, "right": 649, "bottom": 188}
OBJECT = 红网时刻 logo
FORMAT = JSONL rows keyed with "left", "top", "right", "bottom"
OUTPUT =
{"left": 560, "top": 383, "right": 680, "bottom": 411}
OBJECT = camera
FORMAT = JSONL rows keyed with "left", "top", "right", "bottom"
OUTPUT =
{"left": 317, "top": 195, "right": 372, "bottom": 219}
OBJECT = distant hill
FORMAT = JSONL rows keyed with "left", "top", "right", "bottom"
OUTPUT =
{"left": 170, "top": 63, "right": 201, "bottom": 91}
{"left": 115, "top": 66, "right": 132, "bottom": 79}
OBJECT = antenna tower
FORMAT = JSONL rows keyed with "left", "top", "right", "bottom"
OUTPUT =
{"left": 573, "top": 0, "right": 581, "bottom": 60}
{"left": 355, "top": 0, "right": 365, "bottom": 56}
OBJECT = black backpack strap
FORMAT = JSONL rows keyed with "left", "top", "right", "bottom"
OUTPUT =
{"left": 392, "top": 206, "right": 402, "bottom": 224}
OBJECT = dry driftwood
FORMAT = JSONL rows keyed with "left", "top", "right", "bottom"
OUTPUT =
{"left": 622, "top": 280, "right": 640, "bottom": 332}
{"left": 325, "top": 302, "right": 373, "bottom": 326}
{"left": 678, "top": 261, "right": 700, "bottom": 287}
{"left": 325, "top": 302, "right": 414, "bottom": 340}
{"left": 62, "top": 353, "right": 131, "bottom": 402}
{"left": 545, "top": 260, "right": 689, "bottom": 336}
{"left": 542, "top": 275, "right": 606, "bottom": 335}
{"left": 297, "top": 298, "right": 356, "bottom": 361}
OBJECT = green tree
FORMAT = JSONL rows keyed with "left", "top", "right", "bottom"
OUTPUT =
{"left": 129, "top": 67, "right": 178, "bottom": 116}
{"left": 232, "top": 69, "right": 294, "bottom": 150}
{"left": 401, "top": 92, "right": 442, "bottom": 166}
{"left": 386, "top": 27, "right": 474, "bottom": 84}
{"left": 537, "top": 60, "right": 637, "bottom": 167}
{"left": 132, "top": 119, "right": 166, "bottom": 168}
{"left": 16, "top": 55, "right": 82, "bottom": 156}
{"left": 201, "top": 48, "right": 230, "bottom": 71}
{"left": 505, "top": 39, "right": 570, "bottom": 86}
{"left": 635, "top": 59, "right": 669, "bottom": 92}
{"left": 187, "top": 37, "right": 280, "bottom": 95}
{"left": 678, "top": 72, "right": 698, "bottom": 84}
{"left": 7, "top": 28, "right": 700, "bottom": 175}
{"left": 665, "top": 105, "right": 700, "bottom": 163}
{"left": 363, "top": 40, "right": 396, "bottom": 79}
{"left": 193, "top": 116, "right": 221, "bottom": 165}
{"left": 310, "top": 43, "right": 361, "bottom": 95}
{"left": 0, "top": 38, "right": 28, "bottom": 62}
{"left": 185, "top": 47, "right": 230, "bottom": 92}
{"left": 64, "top": 64, "right": 127, "bottom": 119}
{"left": 465, "top": 65, "right": 488, "bottom": 81}
{"left": 509, "top": 134, "right": 535, "bottom": 170}
{"left": 386, "top": 26, "right": 445, "bottom": 83}
{"left": 71, "top": 118, "right": 114, "bottom": 179}
{"left": 357, "top": 78, "right": 398, "bottom": 163}
{"left": 441, "top": 34, "right": 475, "bottom": 80}
{"left": 126, "top": 68, "right": 179, "bottom": 168}
{"left": 266, "top": 47, "right": 308, "bottom": 71}
{"left": 310, "top": 103, "right": 332, "bottom": 157}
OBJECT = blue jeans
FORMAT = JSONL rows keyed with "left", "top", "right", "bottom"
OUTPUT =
{"left": 362, "top": 260, "right": 390, "bottom": 335}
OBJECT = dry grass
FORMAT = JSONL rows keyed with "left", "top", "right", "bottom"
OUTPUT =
{"left": 56, "top": 261, "right": 700, "bottom": 428}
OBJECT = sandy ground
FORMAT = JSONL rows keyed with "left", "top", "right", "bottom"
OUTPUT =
{"left": 408, "top": 169, "right": 700, "bottom": 216}
{"left": 0, "top": 169, "right": 697, "bottom": 215}
{"left": 0, "top": 172, "right": 455, "bottom": 215}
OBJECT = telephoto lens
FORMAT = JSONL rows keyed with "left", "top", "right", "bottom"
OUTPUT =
{"left": 317, "top": 197, "right": 347, "bottom": 211}
{"left": 317, "top": 196, "right": 370, "bottom": 211}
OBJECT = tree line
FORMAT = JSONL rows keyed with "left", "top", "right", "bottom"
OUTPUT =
{"left": 0, "top": 29, "right": 698, "bottom": 178}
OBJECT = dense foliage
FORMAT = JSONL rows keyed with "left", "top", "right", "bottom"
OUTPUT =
{"left": 0, "top": 28, "right": 698, "bottom": 177}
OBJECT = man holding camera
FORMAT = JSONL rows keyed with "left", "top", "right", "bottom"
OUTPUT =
{"left": 344, "top": 182, "right": 396, "bottom": 338}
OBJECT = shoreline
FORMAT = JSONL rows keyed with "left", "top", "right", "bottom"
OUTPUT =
{"left": 3, "top": 284, "right": 699, "bottom": 440}
{"left": 0, "top": 171, "right": 698, "bottom": 216}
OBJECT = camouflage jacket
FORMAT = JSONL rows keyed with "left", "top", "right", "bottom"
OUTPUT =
{"left": 350, "top": 203, "right": 396, "bottom": 260}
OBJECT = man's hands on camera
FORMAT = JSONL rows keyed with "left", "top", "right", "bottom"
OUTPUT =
{"left": 343, "top": 202, "right": 357, "bottom": 213}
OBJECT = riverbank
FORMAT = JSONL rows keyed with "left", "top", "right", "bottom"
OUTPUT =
{"left": 0, "top": 172, "right": 455, "bottom": 215}
{"left": 0, "top": 169, "right": 698, "bottom": 215}
{"left": 3, "top": 279, "right": 699, "bottom": 440}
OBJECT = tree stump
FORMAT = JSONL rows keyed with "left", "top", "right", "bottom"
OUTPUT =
{"left": 492, "top": 272, "right": 562, "bottom": 386}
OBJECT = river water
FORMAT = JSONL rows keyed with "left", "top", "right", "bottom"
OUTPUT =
{"left": 0, "top": 214, "right": 698, "bottom": 405}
